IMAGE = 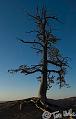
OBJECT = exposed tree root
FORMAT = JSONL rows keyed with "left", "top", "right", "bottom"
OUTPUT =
{"left": 18, "top": 97, "right": 61, "bottom": 113}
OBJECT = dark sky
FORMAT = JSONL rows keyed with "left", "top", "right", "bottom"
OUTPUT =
{"left": 0, "top": 0, "right": 76, "bottom": 101}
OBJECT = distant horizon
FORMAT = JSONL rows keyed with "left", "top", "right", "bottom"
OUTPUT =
{"left": 0, "top": 96, "right": 76, "bottom": 102}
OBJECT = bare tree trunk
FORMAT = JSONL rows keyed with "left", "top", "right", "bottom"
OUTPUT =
{"left": 38, "top": 42, "right": 47, "bottom": 102}
{"left": 38, "top": 74, "right": 47, "bottom": 102}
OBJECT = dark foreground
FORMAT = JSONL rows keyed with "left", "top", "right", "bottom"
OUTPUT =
{"left": 0, "top": 97, "right": 76, "bottom": 119}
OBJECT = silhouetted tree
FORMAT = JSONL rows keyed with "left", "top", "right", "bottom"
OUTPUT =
{"left": 8, "top": 6, "right": 69, "bottom": 102}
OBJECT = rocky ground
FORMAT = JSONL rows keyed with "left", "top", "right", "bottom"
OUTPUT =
{"left": 0, "top": 97, "right": 76, "bottom": 119}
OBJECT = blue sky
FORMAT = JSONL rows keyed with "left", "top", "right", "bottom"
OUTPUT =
{"left": 0, "top": 0, "right": 76, "bottom": 101}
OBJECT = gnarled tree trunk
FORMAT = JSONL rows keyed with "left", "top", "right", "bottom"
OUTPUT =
{"left": 38, "top": 40, "right": 47, "bottom": 102}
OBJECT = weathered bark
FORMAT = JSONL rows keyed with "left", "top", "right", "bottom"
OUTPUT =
{"left": 38, "top": 25, "right": 47, "bottom": 102}
{"left": 38, "top": 74, "right": 47, "bottom": 102}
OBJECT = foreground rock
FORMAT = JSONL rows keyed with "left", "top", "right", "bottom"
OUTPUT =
{"left": 0, "top": 97, "right": 76, "bottom": 119}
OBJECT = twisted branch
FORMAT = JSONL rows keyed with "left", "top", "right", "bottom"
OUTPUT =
{"left": 17, "top": 38, "right": 44, "bottom": 48}
{"left": 8, "top": 64, "right": 42, "bottom": 75}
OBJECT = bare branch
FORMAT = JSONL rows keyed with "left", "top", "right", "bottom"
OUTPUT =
{"left": 47, "top": 60, "right": 68, "bottom": 67}
{"left": 46, "top": 16, "right": 63, "bottom": 24}
{"left": 17, "top": 38, "right": 44, "bottom": 47}
{"left": 25, "top": 30, "right": 40, "bottom": 34}
{"left": 32, "top": 47, "right": 43, "bottom": 53}
{"left": 21, "top": 69, "right": 42, "bottom": 75}
{"left": 8, "top": 69, "right": 41, "bottom": 75}
{"left": 26, "top": 12, "right": 43, "bottom": 25}
{"left": 30, "top": 64, "right": 43, "bottom": 68}
{"left": 8, "top": 64, "right": 42, "bottom": 75}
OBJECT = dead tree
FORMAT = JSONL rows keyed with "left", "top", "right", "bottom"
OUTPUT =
{"left": 8, "top": 7, "right": 69, "bottom": 102}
